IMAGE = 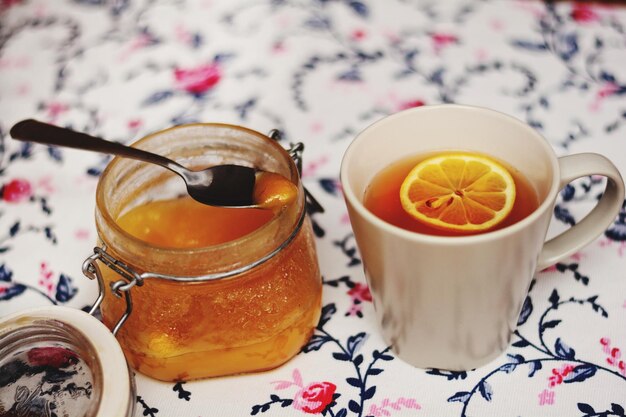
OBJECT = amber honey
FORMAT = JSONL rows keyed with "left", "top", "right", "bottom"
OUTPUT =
{"left": 101, "top": 197, "right": 320, "bottom": 381}
{"left": 116, "top": 198, "right": 273, "bottom": 248}
{"left": 101, "top": 195, "right": 320, "bottom": 382}
{"left": 94, "top": 124, "right": 321, "bottom": 382}
{"left": 363, "top": 152, "right": 539, "bottom": 236}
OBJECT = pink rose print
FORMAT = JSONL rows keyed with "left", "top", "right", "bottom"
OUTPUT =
{"left": 2, "top": 178, "right": 32, "bottom": 203}
{"left": 571, "top": 4, "right": 599, "bottom": 23}
{"left": 270, "top": 369, "right": 338, "bottom": 415}
{"left": 174, "top": 63, "right": 221, "bottom": 95}
{"left": 293, "top": 382, "right": 337, "bottom": 414}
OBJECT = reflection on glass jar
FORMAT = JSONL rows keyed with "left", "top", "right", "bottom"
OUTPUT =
{"left": 92, "top": 124, "right": 322, "bottom": 381}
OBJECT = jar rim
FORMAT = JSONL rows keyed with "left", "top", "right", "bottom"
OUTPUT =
{"left": 95, "top": 122, "right": 303, "bottom": 260}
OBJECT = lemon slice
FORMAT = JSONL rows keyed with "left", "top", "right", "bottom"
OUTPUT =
{"left": 399, "top": 152, "right": 516, "bottom": 233}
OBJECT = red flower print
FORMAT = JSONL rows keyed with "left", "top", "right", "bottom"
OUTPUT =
{"left": 571, "top": 4, "right": 598, "bottom": 23}
{"left": 611, "top": 347, "right": 621, "bottom": 359}
{"left": 600, "top": 338, "right": 626, "bottom": 375}
{"left": 174, "top": 63, "right": 221, "bottom": 95}
{"left": 399, "top": 99, "right": 425, "bottom": 110}
{"left": 27, "top": 347, "right": 78, "bottom": 368}
{"left": 348, "top": 283, "right": 372, "bottom": 303}
{"left": 548, "top": 364, "right": 574, "bottom": 387}
{"left": 293, "top": 382, "right": 337, "bottom": 414}
{"left": 2, "top": 178, "right": 32, "bottom": 203}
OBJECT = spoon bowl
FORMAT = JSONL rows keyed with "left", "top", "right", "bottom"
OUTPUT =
{"left": 10, "top": 119, "right": 259, "bottom": 207}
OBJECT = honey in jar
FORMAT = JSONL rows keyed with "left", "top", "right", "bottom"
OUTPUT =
{"left": 93, "top": 124, "right": 321, "bottom": 381}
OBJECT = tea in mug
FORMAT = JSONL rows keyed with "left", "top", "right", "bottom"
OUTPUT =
{"left": 363, "top": 151, "right": 539, "bottom": 237}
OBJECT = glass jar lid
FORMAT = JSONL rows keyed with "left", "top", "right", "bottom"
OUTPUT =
{"left": 0, "top": 306, "right": 135, "bottom": 417}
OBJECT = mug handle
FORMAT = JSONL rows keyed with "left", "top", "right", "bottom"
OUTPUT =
{"left": 536, "top": 153, "right": 625, "bottom": 271}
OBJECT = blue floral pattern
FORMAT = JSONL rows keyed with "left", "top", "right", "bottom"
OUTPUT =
{"left": 1, "top": 0, "right": 625, "bottom": 416}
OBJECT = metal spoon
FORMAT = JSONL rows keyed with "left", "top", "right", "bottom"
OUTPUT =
{"left": 9, "top": 119, "right": 257, "bottom": 207}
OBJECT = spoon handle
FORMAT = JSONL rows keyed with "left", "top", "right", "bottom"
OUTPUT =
{"left": 10, "top": 119, "right": 179, "bottom": 170}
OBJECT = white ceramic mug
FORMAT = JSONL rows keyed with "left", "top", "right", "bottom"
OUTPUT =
{"left": 340, "top": 104, "right": 625, "bottom": 371}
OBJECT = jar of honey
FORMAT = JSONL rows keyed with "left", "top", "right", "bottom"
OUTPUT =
{"left": 83, "top": 124, "right": 322, "bottom": 381}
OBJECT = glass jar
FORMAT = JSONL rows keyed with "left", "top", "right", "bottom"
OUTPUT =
{"left": 88, "top": 124, "right": 322, "bottom": 381}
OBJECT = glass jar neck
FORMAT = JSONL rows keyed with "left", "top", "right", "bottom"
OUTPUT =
{"left": 94, "top": 123, "right": 304, "bottom": 277}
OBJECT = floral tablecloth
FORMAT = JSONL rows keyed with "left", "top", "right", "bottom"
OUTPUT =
{"left": 1, "top": 0, "right": 626, "bottom": 416}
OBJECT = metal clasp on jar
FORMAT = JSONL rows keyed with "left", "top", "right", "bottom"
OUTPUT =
{"left": 82, "top": 133, "right": 322, "bottom": 335}
{"left": 269, "top": 130, "right": 324, "bottom": 215}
